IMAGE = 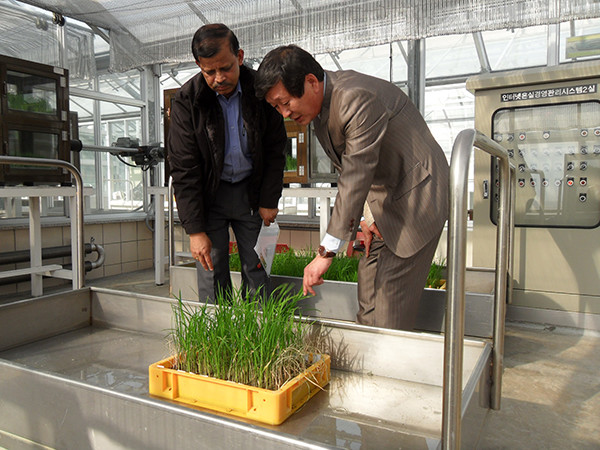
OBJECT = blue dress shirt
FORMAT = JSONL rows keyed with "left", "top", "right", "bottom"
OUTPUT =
{"left": 217, "top": 82, "right": 252, "bottom": 183}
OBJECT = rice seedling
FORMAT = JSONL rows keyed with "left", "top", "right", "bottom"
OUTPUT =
{"left": 169, "top": 284, "right": 322, "bottom": 391}
{"left": 228, "top": 246, "right": 443, "bottom": 287}
{"left": 427, "top": 258, "right": 447, "bottom": 289}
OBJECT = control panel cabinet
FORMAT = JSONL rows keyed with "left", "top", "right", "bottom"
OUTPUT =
{"left": 468, "top": 61, "right": 600, "bottom": 317}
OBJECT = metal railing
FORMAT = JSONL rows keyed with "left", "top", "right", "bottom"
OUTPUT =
{"left": 0, "top": 156, "right": 85, "bottom": 289}
{"left": 442, "top": 129, "right": 515, "bottom": 449}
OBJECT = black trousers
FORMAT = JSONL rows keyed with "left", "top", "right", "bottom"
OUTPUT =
{"left": 196, "top": 178, "right": 268, "bottom": 302}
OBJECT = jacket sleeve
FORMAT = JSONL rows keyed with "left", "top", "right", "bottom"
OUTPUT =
{"left": 167, "top": 94, "right": 208, "bottom": 235}
{"left": 258, "top": 102, "right": 287, "bottom": 209}
{"left": 327, "top": 87, "right": 389, "bottom": 241}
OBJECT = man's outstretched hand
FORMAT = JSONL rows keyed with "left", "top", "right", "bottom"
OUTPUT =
{"left": 302, "top": 255, "right": 333, "bottom": 295}
{"left": 190, "top": 232, "right": 213, "bottom": 271}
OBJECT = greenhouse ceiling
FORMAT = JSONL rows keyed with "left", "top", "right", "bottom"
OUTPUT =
{"left": 12, "top": 0, "right": 600, "bottom": 71}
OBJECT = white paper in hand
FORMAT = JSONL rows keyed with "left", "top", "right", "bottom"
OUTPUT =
{"left": 254, "top": 221, "right": 280, "bottom": 275}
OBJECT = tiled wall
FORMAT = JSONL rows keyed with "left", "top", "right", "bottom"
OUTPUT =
{"left": 0, "top": 220, "right": 154, "bottom": 297}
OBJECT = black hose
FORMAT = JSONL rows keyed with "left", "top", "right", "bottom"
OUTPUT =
{"left": 0, "top": 243, "right": 95, "bottom": 265}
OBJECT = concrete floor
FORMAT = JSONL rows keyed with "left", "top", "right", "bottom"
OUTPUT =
{"left": 87, "top": 269, "right": 599, "bottom": 449}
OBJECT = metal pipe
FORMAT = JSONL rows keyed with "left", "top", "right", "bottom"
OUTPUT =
{"left": 0, "top": 243, "right": 98, "bottom": 265}
{"left": 443, "top": 129, "right": 514, "bottom": 449}
{"left": 507, "top": 167, "right": 516, "bottom": 305}
{"left": 491, "top": 140, "right": 511, "bottom": 412}
{"left": 0, "top": 243, "right": 103, "bottom": 287}
{"left": 83, "top": 144, "right": 141, "bottom": 154}
{"left": 89, "top": 242, "right": 105, "bottom": 270}
{"left": 0, "top": 156, "right": 85, "bottom": 289}
{"left": 168, "top": 176, "right": 175, "bottom": 266}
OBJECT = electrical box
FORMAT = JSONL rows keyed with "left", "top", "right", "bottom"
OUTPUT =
{"left": 468, "top": 61, "right": 600, "bottom": 318}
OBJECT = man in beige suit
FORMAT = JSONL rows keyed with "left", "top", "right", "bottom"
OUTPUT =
{"left": 255, "top": 45, "right": 449, "bottom": 330}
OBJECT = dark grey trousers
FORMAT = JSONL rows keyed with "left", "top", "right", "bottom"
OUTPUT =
{"left": 196, "top": 178, "right": 268, "bottom": 302}
{"left": 356, "top": 232, "right": 441, "bottom": 331}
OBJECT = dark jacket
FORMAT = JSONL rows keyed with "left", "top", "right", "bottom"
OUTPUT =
{"left": 167, "top": 65, "right": 287, "bottom": 234}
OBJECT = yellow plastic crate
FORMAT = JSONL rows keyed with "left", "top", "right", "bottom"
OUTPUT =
{"left": 149, "top": 354, "right": 330, "bottom": 425}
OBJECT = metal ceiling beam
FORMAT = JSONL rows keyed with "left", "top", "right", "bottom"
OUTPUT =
{"left": 328, "top": 51, "right": 343, "bottom": 70}
{"left": 185, "top": 0, "right": 209, "bottom": 24}
{"left": 289, "top": 0, "right": 303, "bottom": 11}
{"left": 472, "top": 31, "right": 491, "bottom": 73}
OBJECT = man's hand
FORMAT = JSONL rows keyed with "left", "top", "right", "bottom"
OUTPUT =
{"left": 303, "top": 255, "right": 333, "bottom": 296}
{"left": 190, "top": 232, "right": 213, "bottom": 271}
{"left": 360, "top": 220, "right": 383, "bottom": 257}
{"left": 259, "top": 207, "right": 278, "bottom": 226}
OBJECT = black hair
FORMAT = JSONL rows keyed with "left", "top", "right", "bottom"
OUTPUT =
{"left": 191, "top": 23, "right": 240, "bottom": 61}
{"left": 255, "top": 45, "right": 324, "bottom": 99}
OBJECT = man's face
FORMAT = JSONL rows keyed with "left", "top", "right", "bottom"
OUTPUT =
{"left": 196, "top": 42, "right": 243, "bottom": 98}
{"left": 265, "top": 74, "right": 323, "bottom": 126}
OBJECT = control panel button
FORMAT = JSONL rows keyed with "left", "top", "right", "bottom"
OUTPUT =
{"left": 566, "top": 177, "right": 575, "bottom": 187}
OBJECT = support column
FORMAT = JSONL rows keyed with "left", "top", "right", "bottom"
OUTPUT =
{"left": 407, "top": 39, "right": 425, "bottom": 115}
{"left": 29, "top": 197, "right": 43, "bottom": 296}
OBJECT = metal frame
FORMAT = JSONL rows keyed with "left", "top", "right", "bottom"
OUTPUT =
{"left": 443, "top": 128, "right": 515, "bottom": 449}
{"left": 0, "top": 156, "right": 85, "bottom": 290}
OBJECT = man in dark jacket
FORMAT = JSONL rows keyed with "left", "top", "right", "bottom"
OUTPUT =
{"left": 168, "top": 24, "right": 287, "bottom": 300}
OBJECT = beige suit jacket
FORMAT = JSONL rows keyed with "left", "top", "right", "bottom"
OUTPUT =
{"left": 313, "top": 70, "right": 449, "bottom": 258}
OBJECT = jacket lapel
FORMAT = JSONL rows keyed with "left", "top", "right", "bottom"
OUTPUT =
{"left": 313, "top": 72, "right": 342, "bottom": 170}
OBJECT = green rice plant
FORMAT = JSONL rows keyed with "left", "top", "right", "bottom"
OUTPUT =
{"left": 285, "top": 154, "right": 298, "bottom": 171}
{"left": 228, "top": 246, "right": 443, "bottom": 287}
{"left": 169, "top": 284, "right": 321, "bottom": 391}
{"left": 253, "top": 247, "right": 360, "bottom": 282}
{"left": 229, "top": 250, "right": 241, "bottom": 272}
{"left": 427, "top": 258, "right": 447, "bottom": 289}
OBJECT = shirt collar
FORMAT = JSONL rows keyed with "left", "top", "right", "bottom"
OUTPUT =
{"left": 317, "top": 72, "right": 327, "bottom": 120}
{"left": 215, "top": 80, "right": 242, "bottom": 100}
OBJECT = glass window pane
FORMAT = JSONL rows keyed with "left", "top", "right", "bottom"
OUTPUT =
{"left": 491, "top": 102, "right": 600, "bottom": 227}
{"left": 7, "top": 129, "right": 59, "bottom": 160}
{"left": 316, "top": 44, "right": 391, "bottom": 81}
{"left": 70, "top": 96, "right": 95, "bottom": 129}
{"left": 7, "top": 70, "right": 57, "bottom": 115}
{"left": 482, "top": 26, "right": 547, "bottom": 71}
{"left": 426, "top": 34, "right": 480, "bottom": 78}
{"left": 98, "top": 69, "right": 141, "bottom": 100}
{"left": 560, "top": 18, "right": 600, "bottom": 63}
{"left": 391, "top": 41, "right": 409, "bottom": 84}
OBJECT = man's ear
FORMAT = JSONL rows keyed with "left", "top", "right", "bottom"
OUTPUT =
{"left": 237, "top": 49, "right": 245, "bottom": 66}
{"left": 305, "top": 73, "right": 321, "bottom": 92}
